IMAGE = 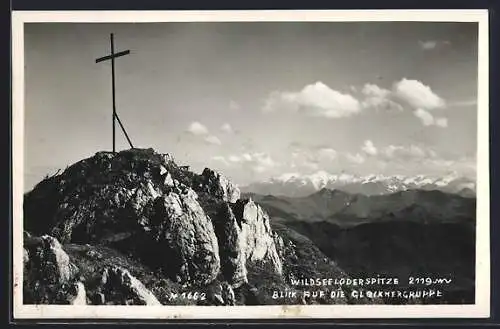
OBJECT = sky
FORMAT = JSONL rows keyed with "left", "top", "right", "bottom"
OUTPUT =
{"left": 24, "top": 22, "right": 478, "bottom": 190}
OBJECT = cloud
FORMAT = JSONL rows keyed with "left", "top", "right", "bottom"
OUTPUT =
{"left": 419, "top": 40, "right": 438, "bottom": 50}
{"left": 229, "top": 100, "right": 240, "bottom": 111}
{"left": 382, "top": 145, "right": 428, "bottom": 160}
{"left": 251, "top": 153, "right": 280, "bottom": 173}
{"left": 264, "top": 79, "right": 446, "bottom": 122}
{"left": 211, "top": 155, "right": 230, "bottom": 166}
{"left": 361, "top": 140, "right": 378, "bottom": 156}
{"left": 346, "top": 153, "right": 366, "bottom": 164}
{"left": 362, "top": 84, "right": 390, "bottom": 98}
{"left": 377, "top": 144, "right": 476, "bottom": 178}
{"left": 185, "top": 121, "right": 222, "bottom": 145}
{"left": 317, "top": 148, "right": 338, "bottom": 161}
{"left": 221, "top": 123, "right": 234, "bottom": 134}
{"left": 301, "top": 161, "right": 320, "bottom": 171}
{"left": 287, "top": 145, "right": 339, "bottom": 170}
{"left": 426, "top": 156, "right": 476, "bottom": 177}
{"left": 435, "top": 117, "right": 448, "bottom": 128}
{"left": 204, "top": 135, "right": 222, "bottom": 145}
{"left": 228, "top": 155, "right": 242, "bottom": 163}
{"left": 419, "top": 40, "right": 451, "bottom": 50}
{"left": 413, "top": 108, "right": 435, "bottom": 126}
{"left": 379, "top": 145, "right": 448, "bottom": 163}
{"left": 449, "top": 99, "right": 477, "bottom": 108}
{"left": 336, "top": 142, "right": 476, "bottom": 178}
{"left": 360, "top": 83, "right": 404, "bottom": 112}
{"left": 263, "top": 81, "right": 361, "bottom": 119}
{"left": 210, "top": 152, "right": 279, "bottom": 173}
{"left": 186, "top": 121, "right": 209, "bottom": 136}
{"left": 252, "top": 152, "right": 278, "bottom": 168}
{"left": 357, "top": 79, "right": 445, "bottom": 115}
{"left": 394, "top": 78, "right": 445, "bottom": 110}
{"left": 413, "top": 108, "right": 448, "bottom": 128}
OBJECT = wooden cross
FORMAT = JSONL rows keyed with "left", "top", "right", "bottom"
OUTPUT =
{"left": 95, "top": 33, "right": 134, "bottom": 153}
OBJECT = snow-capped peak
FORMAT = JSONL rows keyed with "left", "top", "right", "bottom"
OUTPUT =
{"left": 245, "top": 170, "right": 476, "bottom": 197}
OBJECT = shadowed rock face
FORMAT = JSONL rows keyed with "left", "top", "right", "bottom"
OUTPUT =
{"left": 23, "top": 148, "right": 282, "bottom": 289}
{"left": 23, "top": 234, "right": 81, "bottom": 304}
{"left": 24, "top": 234, "right": 77, "bottom": 285}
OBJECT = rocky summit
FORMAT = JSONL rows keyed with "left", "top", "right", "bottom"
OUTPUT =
{"left": 23, "top": 148, "right": 362, "bottom": 306}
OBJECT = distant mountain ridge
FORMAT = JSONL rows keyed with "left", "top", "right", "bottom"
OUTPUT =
{"left": 245, "top": 188, "right": 475, "bottom": 227}
{"left": 241, "top": 171, "right": 476, "bottom": 197}
{"left": 246, "top": 189, "right": 476, "bottom": 304}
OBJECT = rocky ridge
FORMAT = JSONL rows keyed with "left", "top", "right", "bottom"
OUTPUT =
{"left": 24, "top": 148, "right": 358, "bottom": 305}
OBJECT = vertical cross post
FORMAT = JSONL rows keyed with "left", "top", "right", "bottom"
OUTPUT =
{"left": 110, "top": 33, "right": 116, "bottom": 153}
{"left": 95, "top": 33, "right": 134, "bottom": 153}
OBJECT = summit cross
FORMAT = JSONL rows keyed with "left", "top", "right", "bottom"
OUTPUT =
{"left": 95, "top": 33, "right": 134, "bottom": 153}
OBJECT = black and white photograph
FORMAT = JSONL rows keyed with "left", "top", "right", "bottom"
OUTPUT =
{"left": 12, "top": 10, "right": 490, "bottom": 319}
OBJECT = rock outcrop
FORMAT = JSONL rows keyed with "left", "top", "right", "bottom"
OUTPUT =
{"left": 214, "top": 199, "right": 282, "bottom": 287}
{"left": 199, "top": 168, "right": 241, "bottom": 203}
{"left": 23, "top": 148, "right": 282, "bottom": 292}
{"left": 23, "top": 232, "right": 164, "bottom": 306}
{"left": 24, "top": 234, "right": 77, "bottom": 285}
{"left": 100, "top": 267, "right": 161, "bottom": 306}
{"left": 23, "top": 234, "right": 81, "bottom": 304}
{"left": 147, "top": 187, "right": 221, "bottom": 284}
{"left": 70, "top": 282, "right": 87, "bottom": 305}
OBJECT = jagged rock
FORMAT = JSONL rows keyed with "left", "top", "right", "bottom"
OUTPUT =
{"left": 23, "top": 234, "right": 82, "bottom": 304}
{"left": 235, "top": 199, "right": 282, "bottom": 275}
{"left": 163, "top": 172, "right": 175, "bottom": 187}
{"left": 221, "top": 281, "right": 236, "bottom": 306}
{"left": 101, "top": 267, "right": 161, "bottom": 306}
{"left": 214, "top": 199, "right": 283, "bottom": 287}
{"left": 70, "top": 282, "right": 87, "bottom": 305}
{"left": 200, "top": 168, "right": 241, "bottom": 203}
{"left": 25, "top": 234, "right": 76, "bottom": 284}
{"left": 213, "top": 203, "right": 248, "bottom": 286}
{"left": 155, "top": 189, "right": 221, "bottom": 284}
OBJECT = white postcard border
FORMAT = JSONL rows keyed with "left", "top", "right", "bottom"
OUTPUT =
{"left": 12, "top": 9, "right": 490, "bottom": 319}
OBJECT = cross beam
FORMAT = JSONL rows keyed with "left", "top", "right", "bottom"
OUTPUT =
{"left": 96, "top": 50, "right": 130, "bottom": 63}
{"left": 95, "top": 33, "right": 134, "bottom": 153}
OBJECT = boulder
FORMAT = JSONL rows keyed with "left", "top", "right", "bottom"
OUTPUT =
{"left": 101, "top": 267, "right": 161, "bottom": 306}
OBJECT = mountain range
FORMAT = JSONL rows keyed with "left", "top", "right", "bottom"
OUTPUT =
{"left": 241, "top": 171, "right": 476, "bottom": 198}
{"left": 247, "top": 188, "right": 476, "bottom": 304}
